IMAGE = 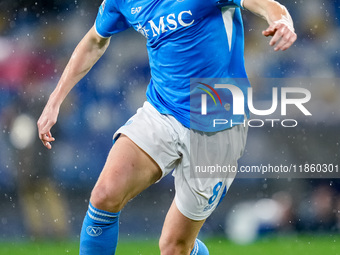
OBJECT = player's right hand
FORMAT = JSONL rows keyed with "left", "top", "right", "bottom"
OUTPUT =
{"left": 37, "top": 104, "right": 59, "bottom": 149}
{"left": 262, "top": 16, "right": 297, "bottom": 51}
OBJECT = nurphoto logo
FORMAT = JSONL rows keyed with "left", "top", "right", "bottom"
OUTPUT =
{"left": 195, "top": 80, "right": 312, "bottom": 128}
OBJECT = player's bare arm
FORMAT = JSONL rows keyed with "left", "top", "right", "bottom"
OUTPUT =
{"left": 243, "top": 0, "right": 297, "bottom": 51}
{"left": 37, "top": 26, "right": 110, "bottom": 149}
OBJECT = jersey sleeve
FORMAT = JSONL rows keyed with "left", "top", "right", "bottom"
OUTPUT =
{"left": 216, "top": 0, "right": 244, "bottom": 9}
{"left": 95, "top": 0, "right": 131, "bottom": 38}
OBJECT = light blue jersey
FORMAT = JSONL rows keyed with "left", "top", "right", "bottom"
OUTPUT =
{"left": 95, "top": 0, "right": 250, "bottom": 132}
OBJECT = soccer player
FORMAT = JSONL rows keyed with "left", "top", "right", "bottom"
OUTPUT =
{"left": 37, "top": 0, "right": 296, "bottom": 254}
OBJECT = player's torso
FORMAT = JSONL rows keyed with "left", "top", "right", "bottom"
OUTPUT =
{"left": 109, "top": 0, "right": 249, "bottom": 131}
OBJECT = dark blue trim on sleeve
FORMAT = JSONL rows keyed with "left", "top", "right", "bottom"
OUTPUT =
{"left": 216, "top": 0, "right": 243, "bottom": 9}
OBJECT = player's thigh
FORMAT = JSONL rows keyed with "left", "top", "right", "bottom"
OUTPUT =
{"left": 160, "top": 200, "right": 205, "bottom": 252}
{"left": 90, "top": 134, "right": 162, "bottom": 212}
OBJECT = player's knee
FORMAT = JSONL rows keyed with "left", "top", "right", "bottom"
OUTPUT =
{"left": 159, "top": 235, "right": 192, "bottom": 255}
{"left": 90, "top": 183, "right": 125, "bottom": 212}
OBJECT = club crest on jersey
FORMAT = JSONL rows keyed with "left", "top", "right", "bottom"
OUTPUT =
{"left": 136, "top": 10, "right": 195, "bottom": 38}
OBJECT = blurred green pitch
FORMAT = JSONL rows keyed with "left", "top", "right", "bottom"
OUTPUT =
{"left": 1, "top": 235, "right": 340, "bottom": 255}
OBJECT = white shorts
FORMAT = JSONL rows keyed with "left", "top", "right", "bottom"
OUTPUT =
{"left": 113, "top": 101, "right": 248, "bottom": 220}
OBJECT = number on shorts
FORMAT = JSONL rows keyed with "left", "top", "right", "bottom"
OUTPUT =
{"left": 208, "top": 182, "right": 223, "bottom": 204}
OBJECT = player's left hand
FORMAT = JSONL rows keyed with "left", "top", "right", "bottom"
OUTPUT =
{"left": 37, "top": 103, "right": 59, "bottom": 149}
{"left": 262, "top": 16, "right": 297, "bottom": 51}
